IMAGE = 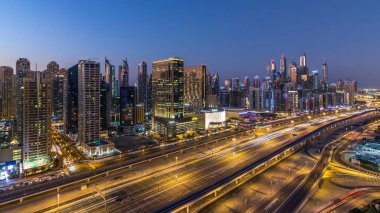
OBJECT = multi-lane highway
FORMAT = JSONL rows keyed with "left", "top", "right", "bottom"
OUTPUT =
{"left": 184, "top": 110, "right": 378, "bottom": 213}
{"left": 156, "top": 110, "right": 377, "bottom": 213}
{"left": 0, "top": 109, "right": 375, "bottom": 213}
{"left": 0, "top": 109, "right": 344, "bottom": 205}
{"left": 1, "top": 110, "right": 370, "bottom": 213}
{"left": 300, "top": 120, "right": 380, "bottom": 213}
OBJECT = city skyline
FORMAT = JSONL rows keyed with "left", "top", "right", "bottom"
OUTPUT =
{"left": 1, "top": 1, "right": 380, "bottom": 211}
{"left": 1, "top": 0, "right": 380, "bottom": 87}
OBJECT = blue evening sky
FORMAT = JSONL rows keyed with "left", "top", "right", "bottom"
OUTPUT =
{"left": 0, "top": 0, "right": 379, "bottom": 87}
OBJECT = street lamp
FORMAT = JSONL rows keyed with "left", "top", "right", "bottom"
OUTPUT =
{"left": 175, "top": 156, "right": 178, "bottom": 166}
{"left": 57, "top": 192, "right": 60, "bottom": 207}
{"left": 270, "top": 179, "right": 274, "bottom": 192}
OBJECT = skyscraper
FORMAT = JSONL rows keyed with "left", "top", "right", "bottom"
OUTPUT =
{"left": 18, "top": 70, "right": 52, "bottom": 171}
{"left": 78, "top": 60, "right": 100, "bottom": 146}
{"left": 224, "top": 79, "right": 232, "bottom": 90}
{"left": 232, "top": 78, "right": 240, "bottom": 91}
{"left": 343, "top": 80, "right": 357, "bottom": 105}
{"left": 184, "top": 64, "right": 208, "bottom": 108}
{"left": 253, "top": 75, "right": 260, "bottom": 88}
{"left": 211, "top": 73, "right": 219, "bottom": 96}
{"left": 63, "top": 64, "right": 78, "bottom": 134}
{"left": 147, "top": 73, "right": 153, "bottom": 113}
{"left": 151, "top": 57, "right": 197, "bottom": 139}
{"left": 243, "top": 76, "right": 250, "bottom": 89}
{"left": 299, "top": 52, "right": 309, "bottom": 86}
{"left": 52, "top": 69, "right": 66, "bottom": 121}
{"left": 152, "top": 57, "right": 184, "bottom": 119}
{"left": 270, "top": 59, "right": 277, "bottom": 80}
{"left": 45, "top": 61, "right": 60, "bottom": 81}
{"left": 100, "top": 79, "right": 111, "bottom": 130}
{"left": 105, "top": 58, "right": 119, "bottom": 124}
{"left": 105, "top": 58, "right": 116, "bottom": 97}
{"left": 300, "top": 52, "right": 307, "bottom": 67}
{"left": 137, "top": 60, "right": 147, "bottom": 108}
{"left": 15, "top": 58, "right": 31, "bottom": 143}
{"left": 16, "top": 58, "right": 30, "bottom": 71}
{"left": 47, "top": 61, "right": 59, "bottom": 73}
{"left": 249, "top": 87, "right": 261, "bottom": 111}
{"left": 0, "top": 66, "right": 14, "bottom": 119}
{"left": 288, "top": 60, "right": 298, "bottom": 84}
{"left": 309, "top": 70, "right": 319, "bottom": 91}
{"left": 322, "top": 61, "right": 328, "bottom": 83}
{"left": 279, "top": 54, "right": 287, "bottom": 83}
{"left": 120, "top": 86, "right": 137, "bottom": 134}
{"left": 286, "top": 91, "right": 298, "bottom": 114}
{"left": 119, "top": 58, "right": 129, "bottom": 87}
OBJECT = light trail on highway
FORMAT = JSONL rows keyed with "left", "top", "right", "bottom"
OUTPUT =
{"left": 42, "top": 112, "right": 360, "bottom": 213}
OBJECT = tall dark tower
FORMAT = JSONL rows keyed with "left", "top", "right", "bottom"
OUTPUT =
{"left": 105, "top": 58, "right": 116, "bottom": 97}
{"left": 211, "top": 73, "right": 219, "bottom": 96}
{"left": 322, "top": 61, "right": 328, "bottom": 83}
{"left": 119, "top": 58, "right": 129, "bottom": 87}
{"left": 137, "top": 60, "right": 147, "bottom": 109}
{"left": 279, "top": 54, "right": 287, "bottom": 83}
{"left": 321, "top": 61, "right": 328, "bottom": 92}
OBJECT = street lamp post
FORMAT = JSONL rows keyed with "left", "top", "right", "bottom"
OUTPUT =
{"left": 270, "top": 179, "right": 273, "bottom": 192}
{"left": 57, "top": 192, "right": 60, "bottom": 207}
{"left": 175, "top": 156, "right": 178, "bottom": 166}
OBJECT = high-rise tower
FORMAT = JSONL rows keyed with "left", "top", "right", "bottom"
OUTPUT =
{"left": 16, "top": 58, "right": 30, "bottom": 71}
{"left": 119, "top": 58, "right": 129, "bottom": 87}
{"left": 52, "top": 69, "right": 66, "bottom": 121}
{"left": 152, "top": 57, "right": 184, "bottom": 119}
{"left": 137, "top": 60, "right": 148, "bottom": 108}
{"left": 18, "top": 70, "right": 52, "bottom": 171}
{"left": 105, "top": 58, "right": 116, "bottom": 97}
{"left": 0, "top": 66, "right": 14, "bottom": 119}
{"left": 322, "top": 61, "right": 328, "bottom": 83}
{"left": 279, "top": 54, "right": 287, "bottom": 83}
{"left": 288, "top": 60, "right": 298, "bottom": 84}
{"left": 184, "top": 64, "right": 208, "bottom": 108}
{"left": 300, "top": 52, "right": 307, "bottom": 67}
{"left": 45, "top": 61, "right": 60, "bottom": 81}
{"left": 211, "top": 73, "right": 219, "bottom": 96}
{"left": 63, "top": 64, "right": 78, "bottom": 134}
{"left": 78, "top": 60, "right": 100, "bottom": 146}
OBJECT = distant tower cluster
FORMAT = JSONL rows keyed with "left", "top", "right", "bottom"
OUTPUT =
{"left": 0, "top": 50, "right": 359, "bottom": 177}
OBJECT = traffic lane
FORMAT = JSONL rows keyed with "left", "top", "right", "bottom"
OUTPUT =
{"left": 31, "top": 130, "right": 263, "bottom": 213}
{"left": 81, "top": 111, "right": 333, "bottom": 170}
{"left": 1, "top": 125, "right": 262, "bottom": 212}
{"left": 97, "top": 131, "right": 313, "bottom": 212}
{"left": 116, "top": 119, "right": 348, "bottom": 212}
{"left": 0, "top": 128, "right": 258, "bottom": 211}
{"left": 59, "top": 132, "right": 294, "bottom": 213}
{"left": 335, "top": 190, "right": 380, "bottom": 212}
{"left": 202, "top": 152, "right": 315, "bottom": 213}
{"left": 0, "top": 112, "right": 348, "bottom": 212}
{"left": 153, "top": 112, "right": 370, "bottom": 212}
{"left": 70, "top": 116, "right": 342, "bottom": 213}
